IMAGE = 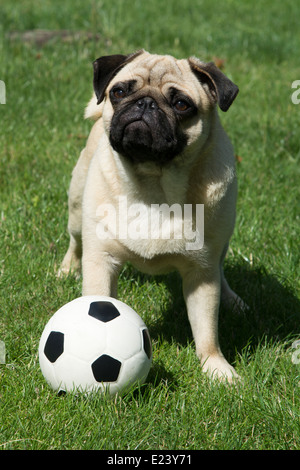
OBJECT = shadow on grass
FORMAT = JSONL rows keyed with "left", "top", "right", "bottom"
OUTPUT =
{"left": 219, "top": 263, "right": 300, "bottom": 362}
{"left": 121, "top": 262, "right": 300, "bottom": 364}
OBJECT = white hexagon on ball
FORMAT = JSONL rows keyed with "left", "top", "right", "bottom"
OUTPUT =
{"left": 38, "top": 296, "right": 152, "bottom": 396}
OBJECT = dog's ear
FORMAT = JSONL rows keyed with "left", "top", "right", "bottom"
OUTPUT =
{"left": 93, "top": 50, "right": 144, "bottom": 104}
{"left": 188, "top": 58, "right": 239, "bottom": 111}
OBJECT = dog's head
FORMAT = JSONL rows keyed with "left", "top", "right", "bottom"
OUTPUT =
{"left": 92, "top": 50, "right": 238, "bottom": 165}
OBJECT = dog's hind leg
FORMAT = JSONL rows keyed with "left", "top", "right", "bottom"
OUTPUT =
{"left": 58, "top": 148, "right": 89, "bottom": 277}
{"left": 58, "top": 118, "right": 105, "bottom": 277}
{"left": 220, "top": 244, "right": 247, "bottom": 313}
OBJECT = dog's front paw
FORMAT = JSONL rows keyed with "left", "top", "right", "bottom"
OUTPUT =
{"left": 201, "top": 355, "right": 240, "bottom": 384}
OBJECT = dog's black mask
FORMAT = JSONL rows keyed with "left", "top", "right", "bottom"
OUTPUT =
{"left": 109, "top": 88, "right": 189, "bottom": 165}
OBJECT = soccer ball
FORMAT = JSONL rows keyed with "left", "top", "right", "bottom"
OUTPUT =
{"left": 38, "top": 296, "right": 152, "bottom": 396}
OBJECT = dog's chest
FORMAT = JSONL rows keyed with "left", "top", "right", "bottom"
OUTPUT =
{"left": 109, "top": 168, "right": 204, "bottom": 258}
{"left": 134, "top": 164, "right": 190, "bottom": 206}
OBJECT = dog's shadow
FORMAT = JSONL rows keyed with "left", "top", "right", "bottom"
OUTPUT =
{"left": 120, "top": 262, "right": 300, "bottom": 367}
{"left": 218, "top": 263, "right": 300, "bottom": 362}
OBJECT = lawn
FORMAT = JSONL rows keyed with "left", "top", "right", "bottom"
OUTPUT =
{"left": 0, "top": 0, "right": 299, "bottom": 451}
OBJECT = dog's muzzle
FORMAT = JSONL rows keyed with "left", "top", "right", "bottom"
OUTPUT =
{"left": 109, "top": 96, "right": 187, "bottom": 164}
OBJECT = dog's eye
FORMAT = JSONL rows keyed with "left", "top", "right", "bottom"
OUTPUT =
{"left": 112, "top": 88, "right": 127, "bottom": 100}
{"left": 174, "top": 100, "right": 190, "bottom": 112}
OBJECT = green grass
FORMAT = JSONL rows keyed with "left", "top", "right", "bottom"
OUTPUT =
{"left": 0, "top": 0, "right": 299, "bottom": 450}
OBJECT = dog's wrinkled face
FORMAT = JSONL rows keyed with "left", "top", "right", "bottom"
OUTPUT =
{"left": 109, "top": 77, "right": 193, "bottom": 164}
{"left": 93, "top": 51, "right": 238, "bottom": 165}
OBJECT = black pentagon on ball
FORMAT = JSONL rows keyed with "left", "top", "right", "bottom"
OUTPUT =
{"left": 142, "top": 328, "right": 152, "bottom": 359}
{"left": 91, "top": 354, "right": 122, "bottom": 382}
{"left": 88, "top": 301, "right": 120, "bottom": 322}
{"left": 44, "top": 331, "right": 64, "bottom": 363}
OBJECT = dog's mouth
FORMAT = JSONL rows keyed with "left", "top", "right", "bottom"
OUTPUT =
{"left": 109, "top": 105, "right": 187, "bottom": 165}
{"left": 123, "top": 120, "right": 153, "bottom": 151}
{"left": 121, "top": 119, "right": 174, "bottom": 162}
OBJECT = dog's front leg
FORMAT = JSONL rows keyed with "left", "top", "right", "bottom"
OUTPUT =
{"left": 182, "top": 268, "right": 239, "bottom": 382}
{"left": 82, "top": 250, "right": 120, "bottom": 298}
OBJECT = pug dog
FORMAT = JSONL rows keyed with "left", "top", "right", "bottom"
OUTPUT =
{"left": 59, "top": 50, "right": 245, "bottom": 382}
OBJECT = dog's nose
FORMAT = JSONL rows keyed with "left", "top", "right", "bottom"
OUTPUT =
{"left": 136, "top": 97, "right": 158, "bottom": 112}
